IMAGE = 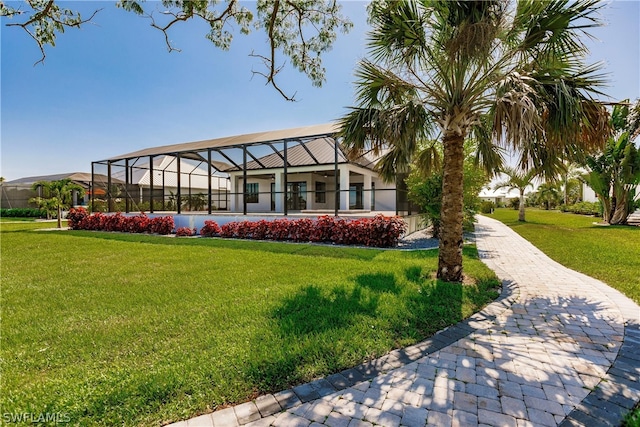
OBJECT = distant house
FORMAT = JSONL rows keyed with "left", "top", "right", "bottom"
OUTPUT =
{"left": 92, "top": 124, "right": 413, "bottom": 215}
{"left": 478, "top": 187, "right": 526, "bottom": 206}
{"left": 0, "top": 172, "right": 110, "bottom": 209}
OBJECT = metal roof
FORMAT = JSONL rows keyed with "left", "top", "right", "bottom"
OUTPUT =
{"left": 101, "top": 123, "right": 340, "bottom": 162}
{"left": 5, "top": 172, "right": 118, "bottom": 186}
{"left": 227, "top": 137, "right": 379, "bottom": 171}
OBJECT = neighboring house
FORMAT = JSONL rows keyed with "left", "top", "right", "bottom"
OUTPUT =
{"left": 92, "top": 124, "right": 411, "bottom": 215}
{"left": 478, "top": 187, "right": 526, "bottom": 205}
{"left": 0, "top": 172, "right": 110, "bottom": 209}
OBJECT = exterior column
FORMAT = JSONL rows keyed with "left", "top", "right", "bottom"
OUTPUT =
{"left": 339, "top": 164, "right": 350, "bottom": 211}
{"left": 149, "top": 155, "right": 154, "bottom": 213}
{"left": 90, "top": 162, "right": 95, "bottom": 212}
{"left": 176, "top": 154, "right": 181, "bottom": 214}
{"left": 125, "top": 158, "right": 130, "bottom": 213}
{"left": 363, "top": 173, "right": 372, "bottom": 211}
{"left": 230, "top": 176, "right": 237, "bottom": 212}
{"left": 275, "top": 172, "right": 284, "bottom": 213}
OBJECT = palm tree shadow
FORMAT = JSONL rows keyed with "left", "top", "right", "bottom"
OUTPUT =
{"left": 244, "top": 271, "right": 471, "bottom": 393}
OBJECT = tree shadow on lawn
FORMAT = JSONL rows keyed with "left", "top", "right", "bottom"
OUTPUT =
{"left": 243, "top": 269, "right": 472, "bottom": 393}
{"left": 247, "top": 293, "right": 633, "bottom": 427}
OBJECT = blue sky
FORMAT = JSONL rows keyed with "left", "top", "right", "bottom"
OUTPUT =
{"left": 1, "top": 0, "right": 638, "bottom": 181}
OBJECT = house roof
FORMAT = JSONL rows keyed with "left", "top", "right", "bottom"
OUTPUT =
{"left": 101, "top": 123, "right": 340, "bottom": 162}
{"left": 4, "top": 172, "right": 118, "bottom": 187}
{"left": 225, "top": 137, "right": 379, "bottom": 172}
{"left": 110, "top": 156, "right": 229, "bottom": 190}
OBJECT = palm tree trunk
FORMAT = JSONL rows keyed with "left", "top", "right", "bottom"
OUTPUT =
{"left": 610, "top": 188, "right": 629, "bottom": 224}
{"left": 437, "top": 132, "right": 465, "bottom": 283}
{"left": 57, "top": 204, "right": 62, "bottom": 229}
{"left": 518, "top": 190, "right": 526, "bottom": 222}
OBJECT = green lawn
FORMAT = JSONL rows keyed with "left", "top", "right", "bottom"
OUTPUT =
{"left": 1, "top": 221, "right": 499, "bottom": 426}
{"left": 488, "top": 208, "right": 640, "bottom": 305}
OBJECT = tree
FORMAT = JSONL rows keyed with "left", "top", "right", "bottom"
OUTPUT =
{"left": 583, "top": 101, "right": 640, "bottom": 224}
{"left": 30, "top": 178, "right": 85, "bottom": 228}
{"left": 407, "top": 141, "right": 488, "bottom": 237}
{"left": 0, "top": 0, "right": 352, "bottom": 101}
{"left": 493, "top": 167, "right": 538, "bottom": 222}
{"left": 535, "top": 181, "right": 562, "bottom": 210}
{"left": 561, "top": 163, "right": 584, "bottom": 205}
{"left": 339, "top": 0, "right": 609, "bottom": 282}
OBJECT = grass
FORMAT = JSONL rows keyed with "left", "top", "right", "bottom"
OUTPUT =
{"left": 489, "top": 208, "right": 640, "bottom": 305}
{"left": 1, "top": 221, "right": 499, "bottom": 426}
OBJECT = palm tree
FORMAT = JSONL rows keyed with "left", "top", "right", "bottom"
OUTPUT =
{"left": 536, "top": 181, "right": 562, "bottom": 210}
{"left": 561, "top": 163, "right": 584, "bottom": 205}
{"left": 583, "top": 101, "right": 640, "bottom": 224}
{"left": 493, "top": 167, "right": 537, "bottom": 221}
{"left": 31, "top": 178, "right": 85, "bottom": 228}
{"left": 339, "top": 0, "right": 609, "bottom": 282}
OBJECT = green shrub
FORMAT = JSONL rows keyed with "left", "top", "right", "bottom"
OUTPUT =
{"left": 622, "top": 403, "right": 640, "bottom": 427}
{"left": 563, "top": 201, "right": 603, "bottom": 217}
{"left": 480, "top": 201, "right": 495, "bottom": 214}
{"left": 508, "top": 197, "right": 520, "bottom": 210}
{"left": 0, "top": 208, "right": 46, "bottom": 218}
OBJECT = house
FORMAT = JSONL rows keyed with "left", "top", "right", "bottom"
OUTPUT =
{"left": 0, "top": 172, "right": 111, "bottom": 209}
{"left": 92, "top": 124, "right": 412, "bottom": 216}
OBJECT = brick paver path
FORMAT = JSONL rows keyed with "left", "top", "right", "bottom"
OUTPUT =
{"left": 170, "top": 215, "right": 639, "bottom": 427}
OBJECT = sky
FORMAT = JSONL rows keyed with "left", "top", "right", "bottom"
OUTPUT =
{"left": 1, "top": 0, "right": 639, "bottom": 181}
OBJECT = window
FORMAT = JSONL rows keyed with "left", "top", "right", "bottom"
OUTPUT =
{"left": 246, "top": 182, "right": 259, "bottom": 203}
{"left": 315, "top": 181, "right": 326, "bottom": 203}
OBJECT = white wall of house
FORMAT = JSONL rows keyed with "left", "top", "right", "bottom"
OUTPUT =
{"left": 582, "top": 184, "right": 598, "bottom": 203}
{"left": 229, "top": 164, "right": 397, "bottom": 213}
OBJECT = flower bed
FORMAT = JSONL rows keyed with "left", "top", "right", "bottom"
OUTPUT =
{"left": 205, "top": 215, "right": 406, "bottom": 248}
{"left": 66, "top": 209, "right": 406, "bottom": 247}
{"left": 67, "top": 208, "right": 174, "bottom": 235}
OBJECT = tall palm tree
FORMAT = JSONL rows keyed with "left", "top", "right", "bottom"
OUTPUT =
{"left": 493, "top": 167, "right": 538, "bottom": 221}
{"left": 31, "top": 179, "right": 85, "bottom": 228}
{"left": 339, "top": 0, "right": 609, "bottom": 282}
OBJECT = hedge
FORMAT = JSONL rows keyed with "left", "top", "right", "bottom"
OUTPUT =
{"left": 67, "top": 208, "right": 174, "bottom": 235}
{"left": 66, "top": 209, "right": 406, "bottom": 247}
{"left": 0, "top": 208, "right": 46, "bottom": 218}
{"left": 210, "top": 215, "right": 406, "bottom": 248}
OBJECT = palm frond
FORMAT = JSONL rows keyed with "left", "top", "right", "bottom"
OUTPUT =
{"left": 366, "top": 0, "right": 428, "bottom": 67}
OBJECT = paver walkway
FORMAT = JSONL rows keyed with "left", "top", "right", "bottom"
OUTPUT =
{"left": 170, "top": 215, "right": 639, "bottom": 427}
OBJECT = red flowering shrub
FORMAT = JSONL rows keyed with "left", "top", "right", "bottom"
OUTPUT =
{"left": 363, "top": 215, "right": 407, "bottom": 247}
{"left": 307, "top": 215, "right": 332, "bottom": 242}
{"left": 101, "top": 212, "right": 127, "bottom": 232}
{"left": 211, "top": 215, "right": 405, "bottom": 247}
{"left": 220, "top": 221, "right": 239, "bottom": 238}
{"left": 289, "top": 218, "right": 314, "bottom": 242}
{"left": 149, "top": 216, "right": 174, "bottom": 235}
{"left": 78, "top": 212, "right": 104, "bottom": 230}
{"left": 248, "top": 219, "right": 270, "bottom": 240}
{"left": 235, "top": 221, "right": 254, "bottom": 239}
{"left": 330, "top": 218, "right": 356, "bottom": 245}
{"left": 200, "top": 220, "right": 221, "bottom": 237}
{"left": 124, "top": 214, "right": 151, "bottom": 233}
{"left": 267, "top": 219, "right": 290, "bottom": 240}
{"left": 67, "top": 207, "right": 88, "bottom": 229}
{"left": 175, "top": 227, "right": 196, "bottom": 237}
